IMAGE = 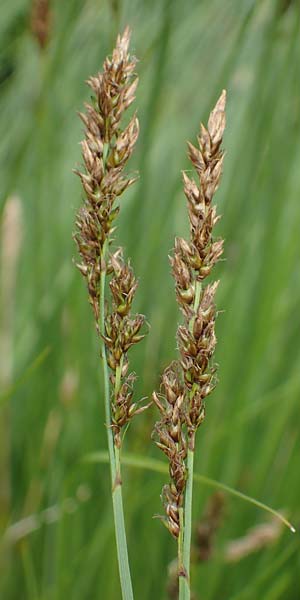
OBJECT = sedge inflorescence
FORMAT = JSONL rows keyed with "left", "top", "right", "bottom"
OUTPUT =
{"left": 152, "top": 91, "right": 226, "bottom": 539}
{"left": 74, "top": 29, "right": 148, "bottom": 448}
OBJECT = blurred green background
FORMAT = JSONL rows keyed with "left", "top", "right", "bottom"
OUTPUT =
{"left": 1, "top": 0, "right": 300, "bottom": 598}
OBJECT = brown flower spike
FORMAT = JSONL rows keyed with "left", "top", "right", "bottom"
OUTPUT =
{"left": 153, "top": 91, "right": 226, "bottom": 539}
{"left": 74, "top": 29, "right": 148, "bottom": 448}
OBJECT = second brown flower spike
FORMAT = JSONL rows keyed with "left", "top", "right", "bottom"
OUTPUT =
{"left": 152, "top": 90, "right": 226, "bottom": 596}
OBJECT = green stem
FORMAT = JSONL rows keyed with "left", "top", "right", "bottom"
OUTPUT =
{"left": 113, "top": 446, "right": 134, "bottom": 599}
{"left": 99, "top": 243, "right": 134, "bottom": 600}
{"left": 179, "top": 281, "right": 202, "bottom": 600}
{"left": 178, "top": 507, "right": 185, "bottom": 599}
{"left": 189, "top": 280, "right": 202, "bottom": 334}
{"left": 182, "top": 448, "right": 195, "bottom": 600}
{"left": 181, "top": 278, "right": 202, "bottom": 598}
{"left": 100, "top": 243, "right": 115, "bottom": 484}
{"left": 115, "top": 357, "right": 123, "bottom": 396}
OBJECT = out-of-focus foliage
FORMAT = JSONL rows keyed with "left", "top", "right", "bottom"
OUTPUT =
{"left": 1, "top": 1, "right": 300, "bottom": 598}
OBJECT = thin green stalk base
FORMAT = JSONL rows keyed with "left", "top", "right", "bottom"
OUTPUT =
{"left": 178, "top": 507, "right": 186, "bottom": 599}
{"left": 112, "top": 447, "right": 134, "bottom": 600}
{"left": 182, "top": 448, "right": 195, "bottom": 600}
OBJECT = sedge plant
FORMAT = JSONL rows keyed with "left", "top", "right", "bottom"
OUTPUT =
{"left": 73, "top": 29, "right": 297, "bottom": 600}
{"left": 74, "top": 27, "right": 226, "bottom": 600}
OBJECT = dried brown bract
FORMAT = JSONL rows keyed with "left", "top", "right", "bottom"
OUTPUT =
{"left": 30, "top": 0, "right": 52, "bottom": 49}
{"left": 74, "top": 29, "right": 148, "bottom": 448}
{"left": 152, "top": 91, "right": 226, "bottom": 538}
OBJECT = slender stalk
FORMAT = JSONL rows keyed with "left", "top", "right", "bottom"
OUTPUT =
{"left": 113, "top": 446, "right": 134, "bottom": 600}
{"left": 99, "top": 244, "right": 134, "bottom": 600}
{"left": 100, "top": 242, "right": 115, "bottom": 483}
{"left": 115, "top": 358, "right": 124, "bottom": 398}
{"left": 189, "top": 281, "right": 202, "bottom": 334}
{"left": 178, "top": 507, "right": 185, "bottom": 599}
{"left": 181, "top": 279, "right": 201, "bottom": 598}
{"left": 182, "top": 447, "right": 195, "bottom": 599}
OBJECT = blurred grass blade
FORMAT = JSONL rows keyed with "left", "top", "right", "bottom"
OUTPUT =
{"left": 0, "top": 346, "right": 51, "bottom": 408}
{"left": 85, "top": 451, "right": 296, "bottom": 533}
{"left": 229, "top": 540, "right": 298, "bottom": 600}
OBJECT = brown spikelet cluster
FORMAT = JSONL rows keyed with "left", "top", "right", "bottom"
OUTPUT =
{"left": 152, "top": 91, "right": 226, "bottom": 538}
{"left": 104, "top": 249, "right": 149, "bottom": 447}
{"left": 74, "top": 28, "right": 138, "bottom": 327}
{"left": 74, "top": 29, "right": 148, "bottom": 447}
